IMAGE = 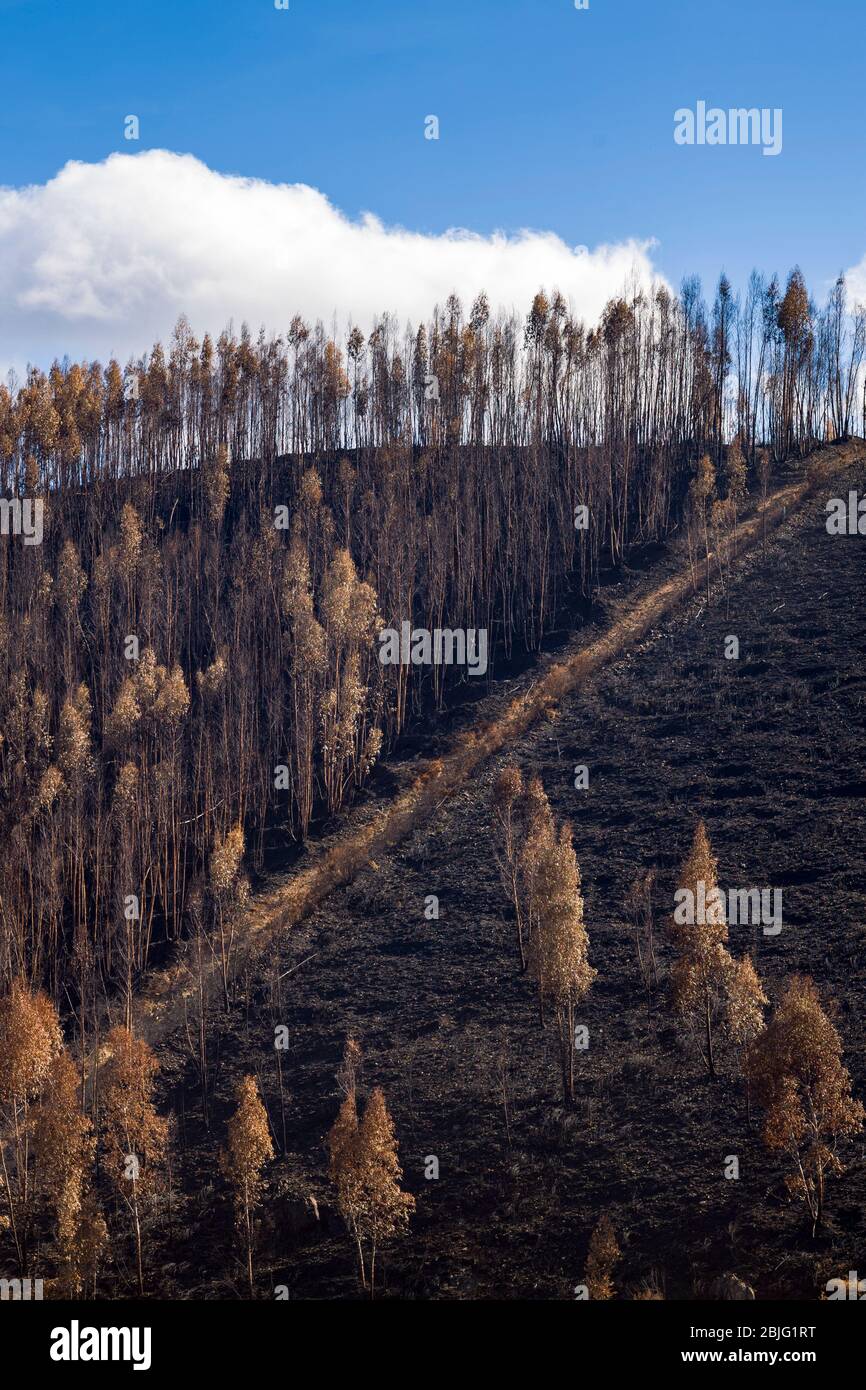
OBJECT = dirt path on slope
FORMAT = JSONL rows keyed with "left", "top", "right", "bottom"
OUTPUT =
{"left": 127, "top": 440, "right": 864, "bottom": 1054}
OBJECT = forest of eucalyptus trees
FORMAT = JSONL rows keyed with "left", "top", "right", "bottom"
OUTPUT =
{"left": 0, "top": 267, "right": 863, "bottom": 1034}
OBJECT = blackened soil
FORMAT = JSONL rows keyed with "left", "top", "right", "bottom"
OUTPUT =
{"left": 152, "top": 463, "right": 866, "bottom": 1301}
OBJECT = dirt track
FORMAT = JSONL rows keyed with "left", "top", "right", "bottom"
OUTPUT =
{"left": 132, "top": 443, "right": 861, "bottom": 1052}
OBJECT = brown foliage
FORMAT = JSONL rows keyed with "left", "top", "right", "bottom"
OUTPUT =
{"left": 669, "top": 822, "right": 766, "bottom": 1078}
{"left": 221, "top": 1074, "right": 274, "bottom": 1294}
{"left": 99, "top": 1026, "right": 168, "bottom": 1294}
{"left": 328, "top": 1085, "right": 414, "bottom": 1294}
{"left": 520, "top": 779, "right": 595, "bottom": 1101}
{"left": 32, "top": 1050, "right": 106, "bottom": 1295}
{"left": 745, "top": 976, "right": 864, "bottom": 1233}
{"left": 0, "top": 982, "right": 63, "bottom": 1272}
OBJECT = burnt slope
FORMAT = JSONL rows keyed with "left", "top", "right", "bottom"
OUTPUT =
{"left": 153, "top": 455, "right": 866, "bottom": 1301}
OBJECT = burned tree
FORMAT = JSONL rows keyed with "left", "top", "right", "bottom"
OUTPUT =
{"left": 327, "top": 1085, "right": 414, "bottom": 1296}
{"left": 745, "top": 976, "right": 863, "bottom": 1234}
{"left": 221, "top": 1074, "right": 274, "bottom": 1295}
{"left": 522, "top": 781, "right": 595, "bottom": 1102}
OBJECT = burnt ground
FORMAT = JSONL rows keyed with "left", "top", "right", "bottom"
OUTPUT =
{"left": 145, "top": 458, "right": 865, "bottom": 1301}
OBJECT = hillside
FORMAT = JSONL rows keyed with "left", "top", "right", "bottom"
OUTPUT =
{"left": 137, "top": 442, "right": 866, "bottom": 1300}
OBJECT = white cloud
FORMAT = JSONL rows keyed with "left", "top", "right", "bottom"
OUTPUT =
{"left": 0, "top": 150, "right": 666, "bottom": 375}
{"left": 844, "top": 252, "right": 866, "bottom": 308}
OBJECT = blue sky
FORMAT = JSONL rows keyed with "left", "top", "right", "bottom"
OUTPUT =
{"left": 0, "top": 0, "right": 863, "bottom": 367}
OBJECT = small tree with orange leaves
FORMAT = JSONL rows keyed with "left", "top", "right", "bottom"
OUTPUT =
{"left": 33, "top": 1049, "right": 107, "bottom": 1295}
{"left": 318, "top": 548, "right": 381, "bottom": 814}
{"left": 670, "top": 822, "right": 769, "bottom": 1080}
{"left": 0, "top": 982, "right": 62, "bottom": 1272}
{"left": 221, "top": 1074, "right": 274, "bottom": 1296}
{"left": 670, "top": 821, "right": 731, "bottom": 1077}
{"left": 327, "top": 1092, "right": 364, "bottom": 1281}
{"left": 99, "top": 1026, "right": 167, "bottom": 1295}
{"left": 745, "top": 976, "right": 864, "bottom": 1235}
{"left": 209, "top": 823, "right": 248, "bottom": 1009}
{"left": 725, "top": 955, "right": 768, "bottom": 1049}
{"left": 724, "top": 954, "right": 768, "bottom": 1123}
{"left": 522, "top": 780, "right": 595, "bottom": 1101}
{"left": 328, "top": 1086, "right": 414, "bottom": 1296}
